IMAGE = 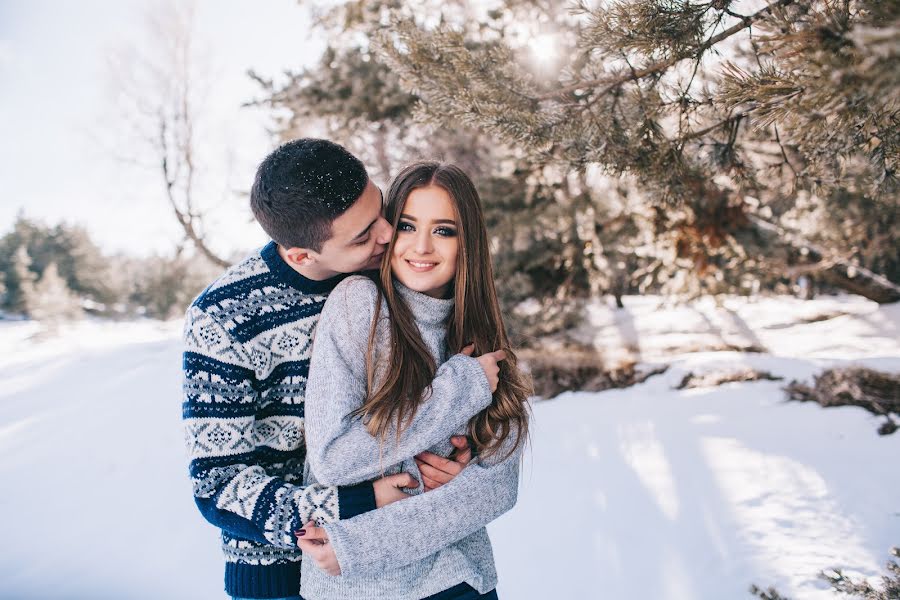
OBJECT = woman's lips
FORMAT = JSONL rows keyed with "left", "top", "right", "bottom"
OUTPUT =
{"left": 405, "top": 259, "right": 439, "bottom": 272}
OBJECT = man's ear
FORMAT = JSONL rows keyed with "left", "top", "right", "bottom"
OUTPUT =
{"left": 282, "top": 246, "right": 318, "bottom": 267}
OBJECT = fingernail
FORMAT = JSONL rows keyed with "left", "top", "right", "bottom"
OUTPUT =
{"left": 297, "top": 529, "right": 306, "bottom": 537}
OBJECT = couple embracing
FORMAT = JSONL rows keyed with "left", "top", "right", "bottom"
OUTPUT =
{"left": 182, "top": 138, "right": 531, "bottom": 600}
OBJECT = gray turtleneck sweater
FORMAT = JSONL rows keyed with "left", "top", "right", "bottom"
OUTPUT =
{"left": 301, "top": 275, "right": 523, "bottom": 600}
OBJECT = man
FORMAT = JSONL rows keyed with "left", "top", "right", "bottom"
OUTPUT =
{"left": 183, "top": 139, "right": 502, "bottom": 599}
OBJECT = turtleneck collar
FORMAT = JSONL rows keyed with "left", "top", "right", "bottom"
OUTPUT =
{"left": 393, "top": 278, "right": 454, "bottom": 326}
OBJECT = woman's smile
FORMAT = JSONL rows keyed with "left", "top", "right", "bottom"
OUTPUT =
{"left": 405, "top": 258, "right": 440, "bottom": 271}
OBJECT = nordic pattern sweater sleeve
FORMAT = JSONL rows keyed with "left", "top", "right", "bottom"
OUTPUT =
{"left": 182, "top": 304, "right": 375, "bottom": 549}
{"left": 304, "top": 276, "right": 494, "bottom": 487}
{"left": 324, "top": 430, "right": 524, "bottom": 577}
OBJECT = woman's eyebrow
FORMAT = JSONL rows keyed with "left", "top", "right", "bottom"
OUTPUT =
{"left": 400, "top": 214, "right": 456, "bottom": 225}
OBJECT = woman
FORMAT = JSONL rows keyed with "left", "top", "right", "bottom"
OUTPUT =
{"left": 301, "top": 161, "right": 531, "bottom": 600}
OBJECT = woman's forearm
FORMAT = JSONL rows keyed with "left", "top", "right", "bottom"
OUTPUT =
{"left": 323, "top": 442, "right": 523, "bottom": 577}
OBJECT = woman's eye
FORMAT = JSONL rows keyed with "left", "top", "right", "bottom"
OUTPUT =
{"left": 397, "top": 221, "right": 415, "bottom": 232}
{"left": 435, "top": 227, "right": 457, "bottom": 237}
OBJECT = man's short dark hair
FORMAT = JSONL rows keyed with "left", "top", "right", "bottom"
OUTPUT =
{"left": 250, "top": 139, "right": 368, "bottom": 251}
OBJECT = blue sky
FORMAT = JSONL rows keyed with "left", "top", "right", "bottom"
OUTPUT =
{"left": 0, "top": 0, "right": 324, "bottom": 257}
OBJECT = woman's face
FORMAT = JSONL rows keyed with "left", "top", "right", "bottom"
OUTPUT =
{"left": 390, "top": 185, "right": 459, "bottom": 299}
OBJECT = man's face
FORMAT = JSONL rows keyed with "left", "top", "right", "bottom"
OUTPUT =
{"left": 313, "top": 179, "right": 393, "bottom": 277}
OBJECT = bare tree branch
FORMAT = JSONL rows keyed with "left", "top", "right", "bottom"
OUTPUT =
{"left": 106, "top": 0, "right": 230, "bottom": 268}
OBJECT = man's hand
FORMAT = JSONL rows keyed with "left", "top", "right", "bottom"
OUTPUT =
{"left": 296, "top": 521, "right": 340, "bottom": 576}
{"left": 415, "top": 435, "right": 473, "bottom": 492}
{"left": 373, "top": 471, "right": 418, "bottom": 508}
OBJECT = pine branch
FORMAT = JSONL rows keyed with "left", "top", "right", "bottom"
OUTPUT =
{"left": 678, "top": 110, "right": 750, "bottom": 142}
{"left": 537, "top": 0, "right": 796, "bottom": 101}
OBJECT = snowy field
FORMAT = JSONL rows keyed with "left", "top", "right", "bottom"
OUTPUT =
{"left": 1, "top": 294, "right": 898, "bottom": 599}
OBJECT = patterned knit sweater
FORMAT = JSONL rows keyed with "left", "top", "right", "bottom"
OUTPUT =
{"left": 182, "top": 242, "right": 376, "bottom": 599}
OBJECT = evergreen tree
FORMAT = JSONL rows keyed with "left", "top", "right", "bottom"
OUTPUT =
{"left": 0, "top": 217, "right": 218, "bottom": 320}
{"left": 0, "top": 215, "right": 117, "bottom": 310}
{"left": 255, "top": 0, "right": 900, "bottom": 334}
{"left": 253, "top": 0, "right": 660, "bottom": 339}
{"left": 370, "top": 0, "right": 900, "bottom": 302}
{"left": 28, "top": 262, "right": 83, "bottom": 324}
{"left": 6, "top": 245, "right": 38, "bottom": 315}
{"left": 823, "top": 545, "right": 900, "bottom": 599}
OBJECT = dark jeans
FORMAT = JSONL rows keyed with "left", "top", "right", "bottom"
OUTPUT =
{"left": 421, "top": 582, "right": 499, "bottom": 600}
{"left": 233, "top": 597, "right": 300, "bottom": 600}
{"left": 290, "top": 582, "right": 498, "bottom": 600}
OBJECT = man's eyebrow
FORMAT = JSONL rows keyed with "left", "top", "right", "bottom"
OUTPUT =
{"left": 351, "top": 218, "right": 378, "bottom": 242}
{"left": 400, "top": 213, "right": 457, "bottom": 226}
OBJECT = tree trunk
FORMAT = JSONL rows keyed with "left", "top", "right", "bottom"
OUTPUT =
{"left": 748, "top": 215, "right": 900, "bottom": 304}
{"left": 818, "top": 262, "right": 900, "bottom": 304}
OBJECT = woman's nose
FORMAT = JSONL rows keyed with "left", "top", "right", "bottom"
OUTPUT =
{"left": 415, "top": 231, "right": 433, "bottom": 254}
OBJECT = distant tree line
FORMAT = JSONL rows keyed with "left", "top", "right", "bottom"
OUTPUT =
{"left": 0, "top": 215, "right": 220, "bottom": 322}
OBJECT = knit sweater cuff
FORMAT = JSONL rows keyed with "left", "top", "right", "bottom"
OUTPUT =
{"left": 224, "top": 561, "right": 300, "bottom": 598}
{"left": 337, "top": 481, "right": 377, "bottom": 519}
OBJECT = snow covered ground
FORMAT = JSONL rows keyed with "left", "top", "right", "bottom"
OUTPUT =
{"left": 1, "top": 294, "right": 898, "bottom": 599}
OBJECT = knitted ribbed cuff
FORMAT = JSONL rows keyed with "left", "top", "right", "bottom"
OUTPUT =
{"left": 337, "top": 481, "right": 377, "bottom": 519}
{"left": 224, "top": 561, "right": 300, "bottom": 598}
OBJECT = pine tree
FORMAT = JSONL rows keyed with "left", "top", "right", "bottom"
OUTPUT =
{"left": 370, "top": 0, "right": 900, "bottom": 302}
{"left": 255, "top": 0, "right": 900, "bottom": 331}
{"left": 28, "top": 262, "right": 83, "bottom": 324}
{"left": 752, "top": 545, "right": 900, "bottom": 600}
{"left": 0, "top": 277, "right": 6, "bottom": 313}
{"left": 823, "top": 546, "right": 900, "bottom": 599}
{"left": 0, "top": 215, "right": 117, "bottom": 311}
{"left": 253, "top": 0, "right": 663, "bottom": 339}
{"left": 6, "top": 245, "right": 38, "bottom": 315}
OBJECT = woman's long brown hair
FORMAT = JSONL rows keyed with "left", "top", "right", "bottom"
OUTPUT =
{"left": 351, "top": 161, "right": 531, "bottom": 461}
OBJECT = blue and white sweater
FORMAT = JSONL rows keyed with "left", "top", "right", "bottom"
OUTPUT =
{"left": 182, "top": 241, "right": 376, "bottom": 599}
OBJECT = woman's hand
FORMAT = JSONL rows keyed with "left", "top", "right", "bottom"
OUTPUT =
{"left": 461, "top": 344, "right": 507, "bottom": 393}
{"left": 296, "top": 521, "right": 340, "bottom": 575}
{"left": 373, "top": 471, "right": 418, "bottom": 508}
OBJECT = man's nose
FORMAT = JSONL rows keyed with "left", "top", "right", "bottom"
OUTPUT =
{"left": 375, "top": 216, "right": 392, "bottom": 245}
